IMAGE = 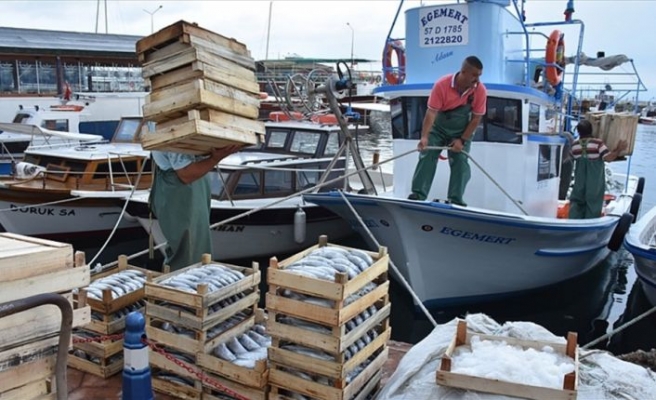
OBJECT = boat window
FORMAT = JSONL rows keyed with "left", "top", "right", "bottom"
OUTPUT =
{"left": 265, "top": 130, "right": 288, "bottom": 149}
{"left": 112, "top": 118, "right": 142, "bottom": 142}
{"left": 290, "top": 131, "right": 321, "bottom": 155}
{"left": 483, "top": 97, "right": 522, "bottom": 144}
{"left": 12, "top": 113, "right": 31, "bottom": 124}
{"left": 93, "top": 160, "right": 139, "bottom": 179}
{"left": 208, "top": 170, "right": 231, "bottom": 197}
{"left": 537, "top": 144, "right": 561, "bottom": 181}
{"left": 41, "top": 119, "right": 69, "bottom": 132}
{"left": 64, "top": 161, "right": 87, "bottom": 173}
{"left": 324, "top": 132, "right": 340, "bottom": 156}
{"left": 529, "top": 103, "right": 540, "bottom": 133}
{"left": 233, "top": 171, "right": 261, "bottom": 196}
{"left": 296, "top": 164, "right": 321, "bottom": 190}
{"left": 264, "top": 169, "right": 294, "bottom": 194}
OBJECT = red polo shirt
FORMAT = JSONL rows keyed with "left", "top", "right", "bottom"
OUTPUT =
{"left": 427, "top": 73, "right": 487, "bottom": 115}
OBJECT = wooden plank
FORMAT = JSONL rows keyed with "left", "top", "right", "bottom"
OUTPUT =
{"left": 0, "top": 233, "right": 74, "bottom": 282}
{"left": 180, "top": 22, "right": 249, "bottom": 56}
{"left": 150, "top": 348, "right": 198, "bottom": 382}
{"left": 142, "top": 47, "right": 199, "bottom": 79}
{"left": 186, "top": 34, "right": 255, "bottom": 71}
{"left": 72, "top": 332, "right": 123, "bottom": 359}
{"left": 0, "top": 264, "right": 90, "bottom": 303}
{"left": 0, "top": 379, "right": 51, "bottom": 400}
{"left": 200, "top": 371, "right": 269, "bottom": 400}
{"left": 144, "top": 40, "right": 191, "bottom": 64}
{"left": 0, "top": 305, "right": 89, "bottom": 351}
{"left": 136, "top": 21, "right": 185, "bottom": 55}
{"left": 0, "top": 336, "right": 61, "bottom": 372}
{"left": 152, "top": 375, "right": 202, "bottom": 400}
{"left": 147, "top": 65, "right": 203, "bottom": 92}
{"left": 67, "top": 352, "right": 123, "bottom": 378}
{"left": 0, "top": 354, "right": 54, "bottom": 393}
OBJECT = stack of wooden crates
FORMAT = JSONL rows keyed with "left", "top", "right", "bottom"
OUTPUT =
{"left": 68, "top": 255, "right": 159, "bottom": 378}
{"left": 144, "top": 253, "right": 266, "bottom": 399}
{"left": 266, "top": 235, "right": 391, "bottom": 400}
{"left": 136, "top": 20, "right": 265, "bottom": 155}
{"left": 0, "top": 233, "right": 90, "bottom": 399}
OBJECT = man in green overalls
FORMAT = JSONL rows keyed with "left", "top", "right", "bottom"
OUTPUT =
{"left": 408, "top": 56, "right": 487, "bottom": 205}
{"left": 568, "top": 120, "right": 626, "bottom": 219}
{"left": 150, "top": 146, "right": 241, "bottom": 271}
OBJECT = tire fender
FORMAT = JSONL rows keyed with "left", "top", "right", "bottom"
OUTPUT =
{"left": 608, "top": 213, "right": 633, "bottom": 251}
{"left": 630, "top": 193, "right": 642, "bottom": 223}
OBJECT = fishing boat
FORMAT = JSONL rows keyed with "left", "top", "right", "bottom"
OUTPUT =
{"left": 0, "top": 116, "right": 151, "bottom": 239}
{"left": 624, "top": 205, "right": 656, "bottom": 307}
{"left": 305, "top": 0, "right": 647, "bottom": 308}
{"left": 125, "top": 117, "right": 356, "bottom": 262}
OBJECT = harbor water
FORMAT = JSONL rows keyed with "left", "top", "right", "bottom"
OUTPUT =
{"left": 76, "top": 115, "right": 656, "bottom": 356}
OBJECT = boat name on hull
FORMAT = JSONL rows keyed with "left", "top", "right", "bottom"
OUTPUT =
{"left": 212, "top": 225, "right": 245, "bottom": 233}
{"left": 439, "top": 226, "right": 516, "bottom": 245}
{"left": 10, "top": 204, "right": 76, "bottom": 216}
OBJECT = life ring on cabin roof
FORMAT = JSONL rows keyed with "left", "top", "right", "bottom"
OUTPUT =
{"left": 383, "top": 40, "right": 406, "bottom": 85}
{"left": 545, "top": 30, "right": 565, "bottom": 86}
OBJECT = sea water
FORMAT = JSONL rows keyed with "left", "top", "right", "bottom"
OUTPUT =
{"left": 76, "top": 117, "right": 656, "bottom": 357}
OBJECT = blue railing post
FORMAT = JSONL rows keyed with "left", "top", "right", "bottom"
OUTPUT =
{"left": 122, "top": 311, "right": 153, "bottom": 400}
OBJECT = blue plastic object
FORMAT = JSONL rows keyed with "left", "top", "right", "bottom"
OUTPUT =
{"left": 122, "top": 311, "right": 153, "bottom": 400}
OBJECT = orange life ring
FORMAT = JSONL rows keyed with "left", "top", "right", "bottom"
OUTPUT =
{"left": 383, "top": 40, "right": 406, "bottom": 85}
{"left": 310, "top": 114, "right": 339, "bottom": 125}
{"left": 269, "top": 111, "right": 303, "bottom": 122}
{"left": 545, "top": 30, "right": 565, "bottom": 86}
{"left": 50, "top": 105, "right": 84, "bottom": 112}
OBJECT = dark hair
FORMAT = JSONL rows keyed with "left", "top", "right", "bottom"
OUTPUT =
{"left": 577, "top": 119, "right": 593, "bottom": 138}
{"left": 464, "top": 56, "right": 483, "bottom": 70}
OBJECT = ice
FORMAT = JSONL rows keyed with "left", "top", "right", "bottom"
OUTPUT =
{"left": 451, "top": 335, "right": 575, "bottom": 389}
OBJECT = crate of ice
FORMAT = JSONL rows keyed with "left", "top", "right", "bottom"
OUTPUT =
{"left": 437, "top": 319, "right": 578, "bottom": 400}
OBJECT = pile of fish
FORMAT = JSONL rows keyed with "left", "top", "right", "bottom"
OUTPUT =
{"left": 211, "top": 323, "right": 271, "bottom": 369}
{"left": 76, "top": 269, "right": 148, "bottom": 300}
{"left": 284, "top": 247, "right": 375, "bottom": 281}
{"left": 157, "top": 264, "right": 245, "bottom": 293}
{"left": 90, "top": 300, "right": 145, "bottom": 322}
{"left": 156, "top": 309, "right": 252, "bottom": 341}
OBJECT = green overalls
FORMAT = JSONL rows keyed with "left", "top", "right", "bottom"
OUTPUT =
{"left": 568, "top": 139, "right": 606, "bottom": 219}
{"left": 410, "top": 101, "right": 473, "bottom": 205}
{"left": 150, "top": 165, "right": 213, "bottom": 271}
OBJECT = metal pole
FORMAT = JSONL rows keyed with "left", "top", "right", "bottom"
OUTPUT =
{"left": 95, "top": 0, "right": 100, "bottom": 33}
{"left": 347, "top": 22, "right": 354, "bottom": 69}
{"left": 104, "top": 0, "right": 108, "bottom": 34}
{"left": 265, "top": 1, "right": 273, "bottom": 60}
{"left": 143, "top": 5, "right": 163, "bottom": 34}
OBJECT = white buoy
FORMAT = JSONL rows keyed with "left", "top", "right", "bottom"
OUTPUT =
{"left": 294, "top": 205, "right": 306, "bottom": 244}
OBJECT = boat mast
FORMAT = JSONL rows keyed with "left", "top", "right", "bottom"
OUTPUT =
{"left": 95, "top": 0, "right": 108, "bottom": 34}
{"left": 265, "top": 1, "right": 273, "bottom": 60}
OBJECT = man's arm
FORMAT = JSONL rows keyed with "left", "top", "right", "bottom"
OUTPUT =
{"left": 602, "top": 140, "right": 627, "bottom": 162}
{"left": 175, "top": 146, "right": 242, "bottom": 185}
{"left": 418, "top": 108, "right": 438, "bottom": 150}
{"left": 461, "top": 114, "right": 482, "bottom": 141}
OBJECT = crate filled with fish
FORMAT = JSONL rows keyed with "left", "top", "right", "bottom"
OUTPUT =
{"left": 68, "top": 338, "right": 124, "bottom": 379}
{"left": 267, "top": 343, "right": 389, "bottom": 400}
{"left": 145, "top": 254, "right": 261, "bottom": 354}
{"left": 196, "top": 308, "right": 270, "bottom": 391}
{"left": 74, "top": 254, "right": 157, "bottom": 315}
{"left": 266, "top": 235, "right": 389, "bottom": 329}
{"left": 151, "top": 364, "right": 203, "bottom": 400}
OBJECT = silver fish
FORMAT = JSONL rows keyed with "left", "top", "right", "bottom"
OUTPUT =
{"left": 227, "top": 337, "right": 248, "bottom": 355}
{"left": 213, "top": 343, "right": 237, "bottom": 361}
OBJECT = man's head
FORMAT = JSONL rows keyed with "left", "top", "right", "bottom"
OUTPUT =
{"left": 577, "top": 119, "right": 593, "bottom": 138}
{"left": 457, "top": 56, "right": 483, "bottom": 90}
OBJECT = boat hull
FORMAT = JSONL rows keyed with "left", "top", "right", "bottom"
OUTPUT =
{"left": 306, "top": 192, "right": 626, "bottom": 308}
{"left": 624, "top": 206, "right": 656, "bottom": 307}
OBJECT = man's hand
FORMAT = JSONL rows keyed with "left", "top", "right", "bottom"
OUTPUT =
{"left": 450, "top": 138, "right": 464, "bottom": 153}
{"left": 417, "top": 137, "right": 429, "bottom": 151}
{"left": 210, "top": 145, "right": 243, "bottom": 162}
{"left": 615, "top": 140, "right": 628, "bottom": 152}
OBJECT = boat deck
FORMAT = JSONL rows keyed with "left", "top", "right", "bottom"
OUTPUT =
{"left": 66, "top": 340, "right": 412, "bottom": 399}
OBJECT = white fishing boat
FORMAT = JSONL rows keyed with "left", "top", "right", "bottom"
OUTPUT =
{"left": 624, "top": 205, "right": 656, "bottom": 307}
{"left": 125, "top": 119, "right": 356, "bottom": 261}
{"left": 0, "top": 117, "right": 151, "bottom": 239}
{"left": 305, "top": 0, "right": 647, "bottom": 308}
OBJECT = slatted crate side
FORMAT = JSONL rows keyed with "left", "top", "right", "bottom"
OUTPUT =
{"left": 0, "top": 353, "right": 55, "bottom": 394}
{"left": 84, "top": 309, "right": 134, "bottom": 335}
{"left": 67, "top": 350, "right": 123, "bottom": 379}
{"left": 268, "top": 326, "right": 390, "bottom": 382}
{"left": 147, "top": 304, "right": 257, "bottom": 355}
{"left": 145, "top": 256, "right": 261, "bottom": 316}
{"left": 0, "top": 233, "right": 75, "bottom": 282}
{"left": 71, "top": 331, "right": 123, "bottom": 359}
{"left": 0, "top": 250, "right": 90, "bottom": 304}
{"left": 268, "top": 347, "right": 388, "bottom": 400}
{"left": 269, "top": 370, "right": 381, "bottom": 400}
{"left": 196, "top": 308, "right": 269, "bottom": 388}
{"left": 0, "top": 293, "right": 90, "bottom": 351}
{"left": 436, "top": 320, "right": 578, "bottom": 400}
{"left": 268, "top": 235, "right": 389, "bottom": 302}
{"left": 0, "top": 336, "right": 63, "bottom": 373}
{"left": 266, "top": 280, "right": 390, "bottom": 328}
{"left": 267, "top": 300, "right": 391, "bottom": 355}
{"left": 142, "top": 78, "right": 261, "bottom": 123}
{"left": 136, "top": 20, "right": 250, "bottom": 60}
{"left": 200, "top": 373, "right": 269, "bottom": 400}
{"left": 0, "top": 378, "right": 55, "bottom": 400}
{"left": 152, "top": 367, "right": 203, "bottom": 400}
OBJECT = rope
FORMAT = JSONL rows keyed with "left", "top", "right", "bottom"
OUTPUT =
{"left": 581, "top": 305, "right": 656, "bottom": 352}
{"left": 336, "top": 190, "right": 438, "bottom": 327}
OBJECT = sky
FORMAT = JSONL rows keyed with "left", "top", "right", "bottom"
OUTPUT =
{"left": 1, "top": 0, "right": 654, "bottom": 100}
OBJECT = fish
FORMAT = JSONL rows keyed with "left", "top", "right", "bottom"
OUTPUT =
{"left": 247, "top": 330, "right": 270, "bottom": 346}
{"left": 227, "top": 337, "right": 248, "bottom": 355}
{"left": 238, "top": 334, "right": 260, "bottom": 351}
{"left": 348, "top": 249, "right": 374, "bottom": 266}
{"left": 213, "top": 343, "right": 237, "bottom": 361}
{"left": 232, "top": 358, "right": 256, "bottom": 369}
{"left": 281, "top": 345, "right": 334, "bottom": 361}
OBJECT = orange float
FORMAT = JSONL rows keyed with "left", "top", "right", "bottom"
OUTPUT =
{"left": 268, "top": 111, "right": 303, "bottom": 122}
{"left": 310, "top": 114, "right": 339, "bottom": 125}
{"left": 545, "top": 30, "right": 565, "bottom": 86}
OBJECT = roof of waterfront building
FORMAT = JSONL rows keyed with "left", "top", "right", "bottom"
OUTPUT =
{"left": 0, "top": 26, "right": 141, "bottom": 59}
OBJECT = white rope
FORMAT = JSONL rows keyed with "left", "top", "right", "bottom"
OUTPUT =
{"left": 336, "top": 190, "right": 438, "bottom": 327}
{"left": 581, "top": 305, "right": 656, "bottom": 352}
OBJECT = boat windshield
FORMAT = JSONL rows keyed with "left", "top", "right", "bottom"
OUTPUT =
{"left": 112, "top": 118, "right": 143, "bottom": 143}
{"left": 12, "top": 113, "right": 31, "bottom": 124}
{"left": 209, "top": 170, "right": 231, "bottom": 197}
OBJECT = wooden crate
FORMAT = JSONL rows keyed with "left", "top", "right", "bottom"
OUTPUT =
{"left": 586, "top": 111, "right": 638, "bottom": 156}
{"left": 436, "top": 320, "right": 579, "bottom": 400}
{"left": 200, "top": 371, "right": 269, "bottom": 400}
{"left": 141, "top": 108, "right": 264, "bottom": 155}
{"left": 268, "top": 346, "right": 388, "bottom": 400}
{"left": 152, "top": 367, "right": 203, "bottom": 400}
{"left": 83, "top": 305, "right": 144, "bottom": 335}
{"left": 0, "top": 236, "right": 89, "bottom": 303}
{"left": 67, "top": 349, "right": 123, "bottom": 379}
{"left": 266, "top": 235, "right": 389, "bottom": 327}
{"left": 75, "top": 254, "right": 158, "bottom": 315}
{"left": 268, "top": 370, "right": 381, "bottom": 400}
{"left": 196, "top": 309, "right": 269, "bottom": 389}
{"left": 71, "top": 329, "right": 123, "bottom": 359}
{"left": 0, "top": 292, "right": 90, "bottom": 351}
{"left": 0, "top": 377, "right": 56, "bottom": 400}
{"left": 0, "top": 335, "right": 65, "bottom": 372}
{"left": 0, "top": 354, "right": 55, "bottom": 398}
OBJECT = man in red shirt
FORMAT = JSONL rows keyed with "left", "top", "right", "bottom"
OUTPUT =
{"left": 408, "top": 56, "right": 487, "bottom": 206}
